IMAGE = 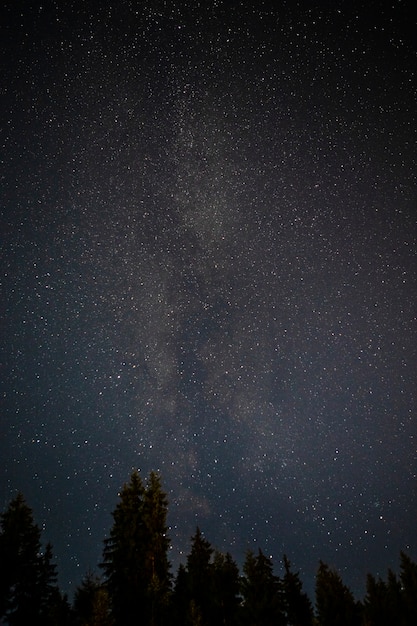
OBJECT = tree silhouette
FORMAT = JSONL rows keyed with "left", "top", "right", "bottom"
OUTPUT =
{"left": 185, "top": 527, "right": 214, "bottom": 625}
{"left": 171, "top": 564, "right": 190, "bottom": 626}
{"left": 282, "top": 554, "right": 313, "bottom": 626}
{"left": 2, "top": 475, "right": 417, "bottom": 626}
{"left": 101, "top": 471, "right": 146, "bottom": 625}
{"left": 211, "top": 551, "right": 240, "bottom": 626}
{"left": 362, "top": 553, "right": 417, "bottom": 626}
{"left": 399, "top": 550, "right": 417, "bottom": 625}
{"left": 142, "top": 471, "right": 172, "bottom": 626}
{"left": 315, "top": 560, "right": 361, "bottom": 626}
{"left": 241, "top": 549, "right": 285, "bottom": 626}
{"left": 363, "top": 573, "right": 392, "bottom": 626}
{"left": 0, "top": 493, "right": 62, "bottom": 625}
{"left": 73, "top": 570, "right": 113, "bottom": 626}
{"left": 101, "top": 471, "right": 171, "bottom": 626}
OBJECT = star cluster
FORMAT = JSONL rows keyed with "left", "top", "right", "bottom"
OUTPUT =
{"left": 1, "top": 0, "right": 416, "bottom": 599}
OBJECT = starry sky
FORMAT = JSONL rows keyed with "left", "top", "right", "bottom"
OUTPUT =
{"left": 1, "top": 0, "right": 416, "bottom": 600}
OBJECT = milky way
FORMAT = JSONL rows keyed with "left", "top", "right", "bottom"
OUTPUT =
{"left": 1, "top": 0, "right": 416, "bottom": 599}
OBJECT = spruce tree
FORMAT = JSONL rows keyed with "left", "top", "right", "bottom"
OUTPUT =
{"left": 170, "top": 564, "right": 190, "bottom": 626}
{"left": 185, "top": 527, "right": 214, "bottom": 625}
{"left": 101, "top": 471, "right": 146, "bottom": 625}
{"left": 386, "top": 567, "right": 403, "bottom": 620}
{"left": 315, "top": 560, "right": 361, "bottom": 626}
{"left": 282, "top": 554, "right": 313, "bottom": 626}
{"left": 0, "top": 493, "right": 61, "bottom": 626}
{"left": 240, "top": 549, "right": 285, "bottom": 626}
{"left": 211, "top": 551, "right": 240, "bottom": 626}
{"left": 101, "top": 471, "right": 171, "bottom": 626}
{"left": 142, "top": 471, "right": 172, "bottom": 626}
{"left": 73, "top": 571, "right": 113, "bottom": 626}
{"left": 363, "top": 573, "right": 391, "bottom": 626}
{"left": 399, "top": 551, "right": 417, "bottom": 625}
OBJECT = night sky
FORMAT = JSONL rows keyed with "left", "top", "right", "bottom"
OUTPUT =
{"left": 1, "top": 0, "right": 416, "bottom": 600}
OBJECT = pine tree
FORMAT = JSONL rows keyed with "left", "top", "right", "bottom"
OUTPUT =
{"left": 171, "top": 534, "right": 240, "bottom": 626}
{"left": 363, "top": 554, "right": 417, "bottom": 626}
{"left": 315, "top": 560, "right": 361, "bottom": 626}
{"left": 73, "top": 571, "right": 113, "bottom": 626}
{"left": 363, "top": 573, "right": 391, "bottom": 626}
{"left": 185, "top": 527, "right": 214, "bottom": 625}
{"left": 142, "top": 471, "right": 172, "bottom": 626}
{"left": 101, "top": 471, "right": 146, "bottom": 625}
{"left": 240, "top": 549, "right": 285, "bottom": 626}
{"left": 170, "top": 564, "right": 190, "bottom": 626}
{"left": 282, "top": 554, "right": 313, "bottom": 626}
{"left": 0, "top": 493, "right": 62, "bottom": 626}
{"left": 39, "top": 541, "right": 69, "bottom": 625}
{"left": 101, "top": 471, "right": 171, "bottom": 626}
{"left": 211, "top": 551, "right": 240, "bottom": 626}
{"left": 399, "top": 551, "right": 417, "bottom": 625}
{"left": 383, "top": 568, "right": 403, "bottom": 624}
{"left": 47, "top": 589, "right": 73, "bottom": 626}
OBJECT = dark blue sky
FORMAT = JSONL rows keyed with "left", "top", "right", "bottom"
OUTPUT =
{"left": 1, "top": 0, "right": 416, "bottom": 600}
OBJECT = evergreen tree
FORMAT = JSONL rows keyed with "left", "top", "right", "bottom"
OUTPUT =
{"left": 101, "top": 471, "right": 171, "bottom": 626}
{"left": 363, "top": 554, "right": 417, "bottom": 626}
{"left": 185, "top": 527, "right": 214, "bottom": 625}
{"left": 315, "top": 560, "right": 361, "bottom": 626}
{"left": 40, "top": 543, "right": 58, "bottom": 596}
{"left": 73, "top": 571, "right": 113, "bottom": 626}
{"left": 211, "top": 551, "right": 240, "bottom": 626}
{"left": 240, "top": 549, "right": 285, "bottom": 626}
{"left": 399, "top": 551, "right": 417, "bottom": 625}
{"left": 170, "top": 564, "right": 190, "bottom": 626}
{"left": 101, "top": 471, "right": 146, "bottom": 625}
{"left": 171, "top": 535, "right": 240, "bottom": 626}
{"left": 363, "top": 573, "right": 391, "bottom": 626}
{"left": 0, "top": 493, "right": 61, "bottom": 626}
{"left": 39, "top": 542, "right": 72, "bottom": 625}
{"left": 47, "top": 589, "right": 73, "bottom": 626}
{"left": 87, "top": 588, "right": 113, "bottom": 626}
{"left": 385, "top": 567, "right": 403, "bottom": 620}
{"left": 142, "top": 471, "right": 172, "bottom": 626}
{"left": 282, "top": 554, "right": 313, "bottom": 626}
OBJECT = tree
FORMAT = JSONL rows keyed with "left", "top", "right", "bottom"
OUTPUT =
{"left": 315, "top": 560, "right": 361, "bottom": 626}
{"left": 385, "top": 567, "right": 403, "bottom": 620}
{"left": 170, "top": 564, "right": 190, "bottom": 626}
{"left": 282, "top": 554, "right": 313, "bottom": 626}
{"left": 73, "top": 571, "right": 113, "bottom": 626}
{"left": 39, "top": 541, "right": 72, "bottom": 625}
{"left": 142, "top": 471, "right": 172, "bottom": 625}
{"left": 240, "top": 549, "right": 285, "bottom": 626}
{"left": 363, "top": 554, "right": 417, "bottom": 626}
{"left": 399, "top": 552, "right": 417, "bottom": 625}
{"left": 101, "top": 471, "right": 145, "bottom": 625}
{"left": 0, "top": 493, "right": 62, "bottom": 626}
{"left": 171, "top": 533, "right": 240, "bottom": 626}
{"left": 211, "top": 551, "right": 240, "bottom": 626}
{"left": 101, "top": 471, "right": 171, "bottom": 626}
{"left": 185, "top": 527, "right": 214, "bottom": 625}
{"left": 363, "top": 573, "right": 391, "bottom": 626}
